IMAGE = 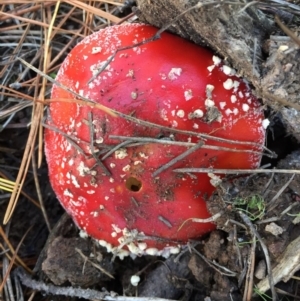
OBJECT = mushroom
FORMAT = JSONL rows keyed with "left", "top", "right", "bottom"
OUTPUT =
{"left": 45, "top": 23, "right": 266, "bottom": 258}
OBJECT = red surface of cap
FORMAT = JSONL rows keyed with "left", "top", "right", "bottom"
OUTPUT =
{"left": 45, "top": 23, "right": 265, "bottom": 258}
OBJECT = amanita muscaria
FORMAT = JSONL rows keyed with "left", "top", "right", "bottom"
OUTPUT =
{"left": 45, "top": 23, "right": 266, "bottom": 258}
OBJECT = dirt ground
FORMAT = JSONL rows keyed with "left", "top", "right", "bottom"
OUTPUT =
{"left": 1, "top": 1, "right": 300, "bottom": 301}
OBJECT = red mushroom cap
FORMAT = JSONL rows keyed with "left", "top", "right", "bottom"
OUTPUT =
{"left": 45, "top": 23, "right": 265, "bottom": 258}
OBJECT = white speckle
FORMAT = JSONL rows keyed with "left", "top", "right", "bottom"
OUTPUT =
{"left": 79, "top": 89, "right": 84, "bottom": 97}
{"left": 194, "top": 109, "right": 204, "bottom": 118}
{"left": 105, "top": 196, "right": 109, "bottom": 200}
{"left": 126, "top": 69, "right": 134, "bottom": 78}
{"left": 206, "top": 84, "right": 214, "bottom": 93}
{"left": 233, "top": 80, "right": 240, "bottom": 91}
{"left": 208, "top": 172, "right": 222, "bottom": 187}
{"left": 68, "top": 159, "right": 74, "bottom": 166}
{"left": 205, "top": 84, "right": 215, "bottom": 100}
{"left": 168, "top": 68, "right": 182, "bottom": 80}
{"left": 109, "top": 177, "right": 114, "bottom": 183}
{"left": 75, "top": 81, "right": 79, "bottom": 89}
{"left": 133, "top": 46, "right": 141, "bottom": 54}
{"left": 262, "top": 118, "right": 270, "bottom": 129}
{"left": 63, "top": 189, "right": 73, "bottom": 198}
{"left": 176, "top": 109, "right": 185, "bottom": 118}
{"left": 111, "top": 232, "right": 117, "bottom": 238}
{"left": 112, "top": 224, "right": 122, "bottom": 233}
{"left": 131, "top": 91, "right": 138, "bottom": 99}
{"left": 110, "top": 188, "right": 115, "bottom": 193}
{"left": 61, "top": 162, "right": 65, "bottom": 169}
{"left": 79, "top": 230, "right": 88, "bottom": 239}
{"left": 278, "top": 45, "right": 289, "bottom": 52}
{"left": 122, "top": 165, "right": 130, "bottom": 172}
{"left": 242, "top": 103, "right": 250, "bottom": 112}
{"left": 212, "top": 55, "right": 221, "bottom": 65}
{"left": 193, "top": 123, "right": 199, "bottom": 129}
{"left": 207, "top": 65, "right": 215, "bottom": 72}
{"left": 160, "top": 108, "right": 168, "bottom": 121}
{"left": 78, "top": 196, "right": 87, "bottom": 203}
{"left": 160, "top": 73, "right": 167, "bottom": 80}
{"left": 100, "top": 205, "right": 104, "bottom": 210}
{"left": 117, "top": 249, "right": 130, "bottom": 260}
{"left": 172, "top": 120, "right": 178, "bottom": 127}
{"left": 238, "top": 91, "right": 244, "bottom": 98}
{"left": 130, "top": 275, "right": 140, "bottom": 287}
{"left": 205, "top": 99, "right": 215, "bottom": 107}
{"left": 145, "top": 248, "right": 159, "bottom": 256}
{"left": 99, "top": 240, "right": 112, "bottom": 253}
{"left": 66, "top": 142, "right": 72, "bottom": 152}
{"left": 77, "top": 161, "right": 90, "bottom": 177}
{"left": 87, "top": 190, "right": 95, "bottom": 194}
{"left": 71, "top": 175, "right": 80, "bottom": 188}
{"left": 92, "top": 211, "right": 99, "bottom": 217}
{"left": 91, "top": 46, "right": 102, "bottom": 54}
{"left": 219, "top": 102, "right": 226, "bottom": 109}
{"left": 231, "top": 95, "right": 237, "bottom": 103}
{"left": 138, "top": 242, "right": 147, "bottom": 251}
{"left": 96, "top": 137, "right": 103, "bottom": 144}
{"left": 99, "top": 240, "right": 107, "bottom": 247}
{"left": 233, "top": 108, "right": 239, "bottom": 115}
{"left": 110, "top": 163, "right": 116, "bottom": 168}
{"left": 134, "top": 160, "right": 142, "bottom": 165}
{"left": 139, "top": 152, "right": 148, "bottom": 159}
{"left": 170, "top": 246, "right": 180, "bottom": 254}
{"left": 184, "top": 89, "right": 193, "bottom": 101}
{"left": 222, "top": 65, "right": 234, "bottom": 76}
{"left": 83, "top": 55, "right": 88, "bottom": 60}
{"left": 225, "top": 108, "right": 233, "bottom": 116}
{"left": 115, "top": 148, "right": 128, "bottom": 159}
{"left": 128, "top": 243, "right": 140, "bottom": 255}
{"left": 223, "top": 78, "right": 234, "bottom": 90}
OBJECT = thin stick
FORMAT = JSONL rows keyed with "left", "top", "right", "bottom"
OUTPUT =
{"left": 173, "top": 167, "right": 300, "bottom": 175}
{"left": 267, "top": 174, "right": 295, "bottom": 211}
{"left": 32, "top": 150, "right": 51, "bottom": 232}
{"left": 17, "top": 58, "right": 275, "bottom": 158}
{"left": 0, "top": 226, "right": 33, "bottom": 293}
{"left": 101, "top": 140, "right": 132, "bottom": 161}
{"left": 15, "top": 267, "right": 177, "bottom": 301}
{"left": 275, "top": 15, "right": 300, "bottom": 47}
{"left": 239, "top": 212, "right": 277, "bottom": 301}
{"left": 110, "top": 135, "right": 271, "bottom": 157}
{"left": 243, "top": 232, "right": 256, "bottom": 301}
{"left": 88, "top": 112, "right": 111, "bottom": 176}
{"left": 153, "top": 141, "right": 204, "bottom": 177}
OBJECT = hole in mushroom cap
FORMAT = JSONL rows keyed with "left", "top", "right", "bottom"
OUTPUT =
{"left": 125, "top": 177, "right": 142, "bottom": 192}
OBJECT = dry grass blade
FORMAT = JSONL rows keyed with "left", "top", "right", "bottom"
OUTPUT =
{"left": 0, "top": 178, "right": 17, "bottom": 193}
{"left": 0, "top": 227, "right": 32, "bottom": 273}
{"left": 3, "top": 104, "right": 42, "bottom": 224}
{"left": 4, "top": 1, "right": 60, "bottom": 224}
{"left": 0, "top": 226, "right": 33, "bottom": 294}
{"left": 64, "top": 0, "right": 122, "bottom": 23}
